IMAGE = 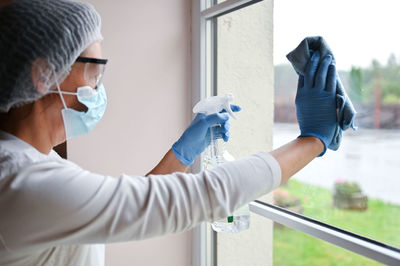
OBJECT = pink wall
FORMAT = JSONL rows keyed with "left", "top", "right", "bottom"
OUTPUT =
{"left": 68, "top": 1, "right": 192, "bottom": 265}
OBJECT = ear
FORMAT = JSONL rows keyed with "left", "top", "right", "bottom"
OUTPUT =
{"left": 31, "top": 58, "right": 54, "bottom": 94}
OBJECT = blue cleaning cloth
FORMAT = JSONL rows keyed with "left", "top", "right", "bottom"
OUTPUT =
{"left": 286, "top": 36, "right": 357, "bottom": 150}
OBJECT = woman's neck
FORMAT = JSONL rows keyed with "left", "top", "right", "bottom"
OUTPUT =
{"left": 0, "top": 101, "right": 64, "bottom": 154}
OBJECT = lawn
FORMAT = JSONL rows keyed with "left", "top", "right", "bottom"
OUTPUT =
{"left": 273, "top": 179, "right": 400, "bottom": 266}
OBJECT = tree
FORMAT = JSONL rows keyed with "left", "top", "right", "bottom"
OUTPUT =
{"left": 349, "top": 67, "right": 362, "bottom": 103}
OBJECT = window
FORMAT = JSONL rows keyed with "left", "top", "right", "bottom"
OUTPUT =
{"left": 273, "top": 0, "right": 400, "bottom": 264}
{"left": 192, "top": 0, "right": 400, "bottom": 265}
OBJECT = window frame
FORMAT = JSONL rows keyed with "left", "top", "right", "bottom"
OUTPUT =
{"left": 191, "top": 0, "right": 400, "bottom": 265}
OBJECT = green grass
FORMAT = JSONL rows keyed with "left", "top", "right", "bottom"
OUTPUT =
{"left": 273, "top": 179, "right": 400, "bottom": 266}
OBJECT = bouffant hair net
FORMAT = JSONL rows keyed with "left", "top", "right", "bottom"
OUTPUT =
{"left": 0, "top": 0, "right": 103, "bottom": 112}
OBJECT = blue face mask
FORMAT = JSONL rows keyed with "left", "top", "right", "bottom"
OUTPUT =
{"left": 55, "top": 84, "right": 107, "bottom": 140}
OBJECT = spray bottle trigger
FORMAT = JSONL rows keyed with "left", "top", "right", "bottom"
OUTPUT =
{"left": 225, "top": 104, "right": 237, "bottom": 119}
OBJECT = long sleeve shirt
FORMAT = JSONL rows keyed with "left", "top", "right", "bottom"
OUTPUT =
{"left": 0, "top": 130, "right": 281, "bottom": 265}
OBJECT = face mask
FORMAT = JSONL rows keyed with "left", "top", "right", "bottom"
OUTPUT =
{"left": 54, "top": 84, "right": 107, "bottom": 140}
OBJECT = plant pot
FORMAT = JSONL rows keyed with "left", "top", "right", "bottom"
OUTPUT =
{"left": 333, "top": 192, "right": 368, "bottom": 210}
{"left": 274, "top": 204, "right": 303, "bottom": 229}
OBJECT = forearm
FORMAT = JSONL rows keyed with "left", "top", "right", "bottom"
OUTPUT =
{"left": 146, "top": 149, "right": 189, "bottom": 176}
{"left": 148, "top": 136, "right": 322, "bottom": 182}
{"left": 270, "top": 136, "right": 324, "bottom": 185}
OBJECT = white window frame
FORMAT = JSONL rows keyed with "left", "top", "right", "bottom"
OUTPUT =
{"left": 191, "top": 0, "right": 400, "bottom": 265}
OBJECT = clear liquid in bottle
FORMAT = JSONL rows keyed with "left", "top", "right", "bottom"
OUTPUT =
{"left": 204, "top": 126, "right": 250, "bottom": 233}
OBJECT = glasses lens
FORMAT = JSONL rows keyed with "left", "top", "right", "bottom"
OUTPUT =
{"left": 83, "top": 63, "right": 106, "bottom": 88}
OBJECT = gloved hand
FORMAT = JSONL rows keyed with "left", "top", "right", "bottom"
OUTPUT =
{"left": 296, "top": 51, "right": 337, "bottom": 156}
{"left": 172, "top": 105, "right": 241, "bottom": 166}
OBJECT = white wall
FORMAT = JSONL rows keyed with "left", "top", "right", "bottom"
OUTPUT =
{"left": 216, "top": 1, "right": 275, "bottom": 265}
{"left": 68, "top": 1, "right": 192, "bottom": 265}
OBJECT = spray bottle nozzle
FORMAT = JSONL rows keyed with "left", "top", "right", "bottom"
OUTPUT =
{"left": 193, "top": 93, "right": 237, "bottom": 119}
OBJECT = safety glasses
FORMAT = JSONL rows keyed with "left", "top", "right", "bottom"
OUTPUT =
{"left": 75, "top": 56, "right": 108, "bottom": 88}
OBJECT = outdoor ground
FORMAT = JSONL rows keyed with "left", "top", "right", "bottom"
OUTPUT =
{"left": 273, "top": 179, "right": 400, "bottom": 266}
{"left": 273, "top": 123, "right": 400, "bottom": 205}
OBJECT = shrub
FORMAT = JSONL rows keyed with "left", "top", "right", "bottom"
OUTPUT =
{"left": 273, "top": 188, "right": 301, "bottom": 207}
{"left": 334, "top": 179, "right": 362, "bottom": 195}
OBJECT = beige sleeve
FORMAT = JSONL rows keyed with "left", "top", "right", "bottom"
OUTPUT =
{"left": 1, "top": 152, "right": 280, "bottom": 252}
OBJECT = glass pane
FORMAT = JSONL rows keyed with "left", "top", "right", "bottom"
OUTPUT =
{"left": 274, "top": 0, "right": 400, "bottom": 257}
{"left": 274, "top": 224, "right": 381, "bottom": 266}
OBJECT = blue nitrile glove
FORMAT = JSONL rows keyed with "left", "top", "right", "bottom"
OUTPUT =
{"left": 287, "top": 36, "right": 357, "bottom": 151}
{"left": 172, "top": 104, "right": 241, "bottom": 166}
{"left": 296, "top": 51, "right": 337, "bottom": 156}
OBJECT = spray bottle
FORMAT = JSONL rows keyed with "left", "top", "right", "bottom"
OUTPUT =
{"left": 193, "top": 93, "right": 250, "bottom": 233}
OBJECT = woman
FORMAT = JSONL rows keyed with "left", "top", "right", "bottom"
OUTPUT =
{"left": 0, "top": 0, "right": 338, "bottom": 265}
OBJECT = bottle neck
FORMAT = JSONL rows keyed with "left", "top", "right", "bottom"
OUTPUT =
{"left": 210, "top": 125, "right": 223, "bottom": 141}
